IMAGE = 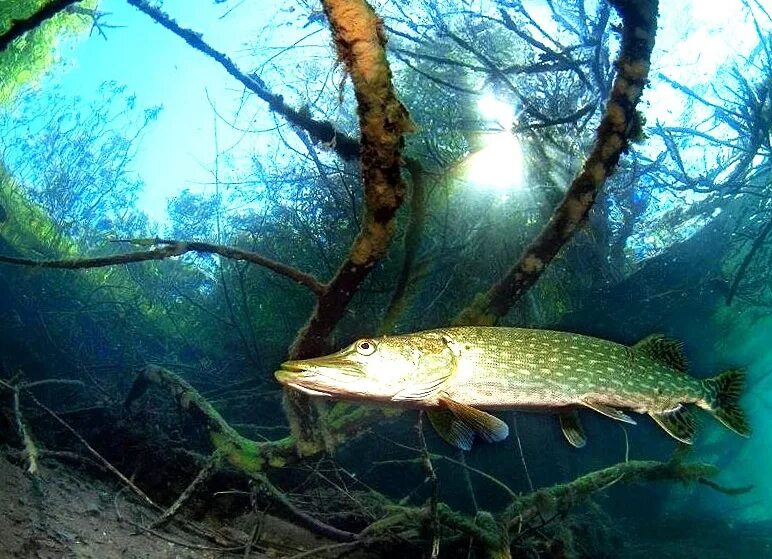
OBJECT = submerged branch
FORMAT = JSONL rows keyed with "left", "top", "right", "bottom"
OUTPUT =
{"left": 381, "top": 158, "right": 428, "bottom": 334}
{"left": 455, "top": 0, "right": 659, "bottom": 326}
{"left": 0, "top": 0, "right": 81, "bottom": 52}
{"left": 0, "top": 239, "right": 325, "bottom": 295}
{"left": 125, "top": 0, "right": 360, "bottom": 160}
{"left": 124, "top": 366, "right": 358, "bottom": 542}
{"left": 284, "top": 0, "right": 414, "bottom": 455}
{"left": 125, "top": 365, "right": 294, "bottom": 472}
{"left": 506, "top": 459, "right": 721, "bottom": 530}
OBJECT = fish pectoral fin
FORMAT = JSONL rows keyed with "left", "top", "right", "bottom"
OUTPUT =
{"left": 580, "top": 399, "right": 637, "bottom": 425}
{"left": 438, "top": 396, "right": 509, "bottom": 444}
{"left": 559, "top": 411, "right": 587, "bottom": 448}
{"left": 426, "top": 408, "right": 474, "bottom": 451}
{"left": 392, "top": 371, "right": 452, "bottom": 401}
{"left": 649, "top": 405, "right": 695, "bottom": 444}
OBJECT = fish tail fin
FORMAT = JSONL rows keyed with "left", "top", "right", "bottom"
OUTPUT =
{"left": 701, "top": 368, "right": 750, "bottom": 438}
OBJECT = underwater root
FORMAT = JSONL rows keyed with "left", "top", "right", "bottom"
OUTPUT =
{"left": 125, "top": 364, "right": 752, "bottom": 558}
{"left": 0, "top": 376, "right": 84, "bottom": 475}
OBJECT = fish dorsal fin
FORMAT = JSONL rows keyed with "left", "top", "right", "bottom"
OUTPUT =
{"left": 438, "top": 395, "right": 509, "bottom": 445}
{"left": 581, "top": 399, "right": 637, "bottom": 425}
{"left": 426, "top": 408, "right": 474, "bottom": 450}
{"left": 649, "top": 405, "right": 695, "bottom": 444}
{"left": 559, "top": 411, "right": 587, "bottom": 448}
{"left": 633, "top": 334, "right": 688, "bottom": 372}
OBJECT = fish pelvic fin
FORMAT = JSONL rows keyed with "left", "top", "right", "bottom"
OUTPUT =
{"left": 649, "top": 405, "right": 695, "bottom": 444}
{"left": 426, "top": 408, "right": 474, "bottom": 451}
{"left": 559, "top": 411, "right": 587, "bottom": 448}
{"left": 701, "top": 368, "right": 750, "bottom": 438}
{"left": 434, "top": 396, "right": 509, "bottom": 448}
{"left": 580, "top": 399, "right": 637, "bottom": 425}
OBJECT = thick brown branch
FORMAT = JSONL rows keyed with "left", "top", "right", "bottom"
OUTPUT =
{"left": 125, "top": 0, "right": 360, "bottom": 160}
{"left": 0, "top": 239, "right": 325, "bottom": 295}
{"left": 455, "top": 0, "right": 659, "bottom": 326}
{"left": 0, "top": 0, "right": 81, "bottom": 52}
{"left": 283, "top": 0, "right": 414, "bottom": 454}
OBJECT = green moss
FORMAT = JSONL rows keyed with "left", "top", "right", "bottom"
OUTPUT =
{"left": 209, "top": 430, "right": 265, "bottom": 473}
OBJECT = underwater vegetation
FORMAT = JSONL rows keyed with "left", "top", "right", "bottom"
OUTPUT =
{"left": 0, "top": 0, "right": 770, "bottom": 558}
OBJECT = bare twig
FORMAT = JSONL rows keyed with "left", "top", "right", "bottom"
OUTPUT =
{"left": 285, "top": 541, "right": 361, "bottom": 559}
{"left": 726, "top": 216, "right": 772, "bottom": 305}
{"left": 417, "top": 412, "right": 440, "bottom": 559}
{"left": 125, "top": 0, "right": 360, "bottom": 160}
{"left": 113, "top": 491, "right": 246, "bottom": 553}
{"left": 27, "top": 392, "right": 157, "bottom": 507}
{"left": 12, "top": 389, "right": 38, "bottom": 474}
{"left": 251, "top": 473, "right": 358, "bottom": 542}
{"left": 151, "top": 450, "right": 225, "bottom": 529}
{"left": 512, "top": 412, "right": 534, "bottom": 492}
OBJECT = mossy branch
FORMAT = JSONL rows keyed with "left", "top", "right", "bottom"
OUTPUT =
{"left": 0, "top": 238, "right": 325, "bottom": 295}
{"left": 0, "top": 0, "right": 82, "bottom": 52}
{"left": 12, "top": 388, "right": 38, "bottom": 474}
{"left": 506, "top": 459, "right": 730, "bottom": 530}
{"left": 125, "top": 365, "right": 294, "bottom": 472}
{"left": 455, "top": 0, "right": 660, "bottom": 326}
{"left": 125, "top": 366, "right": 359, "bottom": 542}
{"left": 284, "top": 0, "right": 415, "bottom": 455}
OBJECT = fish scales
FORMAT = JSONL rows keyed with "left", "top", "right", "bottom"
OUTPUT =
{"left": 437, "top": 327, "right": 702, "bottom": 412}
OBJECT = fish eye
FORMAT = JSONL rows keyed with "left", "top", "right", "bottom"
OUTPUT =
{"left": 356, "top": 339, "right": 377, "bottom": 356}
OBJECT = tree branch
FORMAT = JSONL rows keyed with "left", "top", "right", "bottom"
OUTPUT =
{"left": 125, "top": 0, "right": 361, "bottom": 161}
{"left": 455, "top": 0, "right": 659, "bottom": 326}
{"left": 0, "top": 0, "right": 81, "bottom": 52}
{"left": 283, "top": 0, "right": 414, "bottom": 454}
{"left": 0, "top": 238, "right": 326, "bottom": 295}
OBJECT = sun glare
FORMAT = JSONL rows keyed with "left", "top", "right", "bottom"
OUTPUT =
{"left": 464, "top": 94, "right": 523, "bottom": 191}
{"left": 465, "top": 132, "right": 524, "bottom": 191}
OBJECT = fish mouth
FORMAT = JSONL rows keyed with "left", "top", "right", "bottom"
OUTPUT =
{"left": 274, "top": 357, "right": 364, "bottom": 398}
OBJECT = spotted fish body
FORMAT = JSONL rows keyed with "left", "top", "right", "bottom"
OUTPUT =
{"left": 438, "top": 328, "right": 700, "bottom": 411}
{"left": 275, "top": 327, "right": 749, "bottom": 450}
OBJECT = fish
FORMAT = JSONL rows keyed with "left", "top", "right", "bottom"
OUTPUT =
{"left": 274, "top": 327, "right": 750, "bottom": 450}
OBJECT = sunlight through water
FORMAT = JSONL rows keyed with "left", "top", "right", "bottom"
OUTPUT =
{"left": 464, "top": 94, "right": 523, "bottom": 192}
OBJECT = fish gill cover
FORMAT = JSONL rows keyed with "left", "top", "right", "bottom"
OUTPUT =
{"left": 0, "top": 1, "right": 770, "bottom": 558}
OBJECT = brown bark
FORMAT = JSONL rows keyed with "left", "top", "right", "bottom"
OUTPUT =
{"left": 455, "top": 0, "right": 659, "bottom": 326}
{"left": 0, "top": 239, "right": 325, "bottom": 294}
{"left": 284, "top": 0, "right": 414, "bottom": 455}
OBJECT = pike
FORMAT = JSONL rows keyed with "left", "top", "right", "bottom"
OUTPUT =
{"left": 275, "top": 327, "right": 750, "bottom": 450}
